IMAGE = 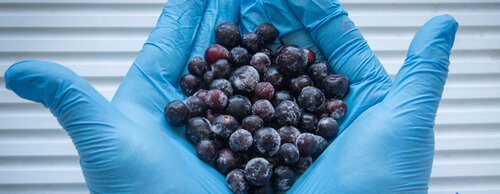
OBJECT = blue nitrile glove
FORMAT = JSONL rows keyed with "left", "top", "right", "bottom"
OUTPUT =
{"left": 241, "top": 0, "right": 458, "bottom": 192}
{"left": 4, "top": 0, "right": 239, "bottom": 193}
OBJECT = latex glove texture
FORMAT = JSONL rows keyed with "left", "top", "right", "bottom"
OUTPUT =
{"left": 240, "top": 0, "right": 458, "bottom": 193}
{"left": 5, "top": 0, "right": 238, "bottom": 193}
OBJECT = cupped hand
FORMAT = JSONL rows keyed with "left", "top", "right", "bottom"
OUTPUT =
{"left": 241, "top": 0, "right": 457, "bottom": 193}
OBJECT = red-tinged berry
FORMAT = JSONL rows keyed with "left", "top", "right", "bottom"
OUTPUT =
{"left": 252, "top": 100, "right": 275, "bottom": 121}
{"left": 303, "top": 48, "right": 316, "bottom": 67}
{"left": 205, "top": 44, "right": 229, "bottom": 64}
{"left": 255, "top": 82, "right": 275, "bottom": 100}
{"left": 250, "top": 52, "right": 271, "bottom": 74}
{"left": 205, "top": 89, "right": 228, "bottom": 112}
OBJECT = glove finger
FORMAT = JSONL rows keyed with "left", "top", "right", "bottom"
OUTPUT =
{"left": 386, "top": 15, "right": 458, "bottom": 121}
{"left": 4, "top": 60, "right": 132, "bottom": 162}
{"left": 288, "top": 0, "right": 390, "bottom": 85}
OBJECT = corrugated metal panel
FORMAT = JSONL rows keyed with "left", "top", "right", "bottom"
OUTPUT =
{"left": 0, "top": 0, "right": 499, "bottom": 193}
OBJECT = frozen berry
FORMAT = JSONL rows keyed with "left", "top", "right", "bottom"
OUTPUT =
{"left": 298, "top": 86, "right": 325, "bottom": 112}
{"left": 241, "top": 115, "right": 264, "bottom": 134}
{"left": 311, "top": 135, "right": 328, "bottom": 158}
{"left": 260, "top": 48, "right": 274, "bottom": 60}
{"left": 226, "top": 169, "right": 250, "bottom": 193}
{"left": 203, "top": 71, "right": 216, "bottom": 87}
{"left": 322, "top": 74, "right": 350, "bottom": 99}
{"left": 211, "top": 59, "right": 232, "bottom": 79}
{"left": 276, "top": 45, "right": 308, "bottom": 76}
{"left": 303, "top": 48, "right": 316, "bottom": 66}
{"left": 205, "top": 89, "right": 228, "bottom": 111}
{"left": 275, "top": 100, "right": 301, "bottom": 126}
{"left": 295, "top": 133, "right": 318, "bottom": 155}
{"left": 245, "top": 158, "right": 272, "bottom": 186}
{"left": 184, "top": 96, "right": 205, "bottom": 117}
{"left": 225, "top": 95, "right": 252, "bottom": 121}
{"left": 278, "top": 143, "right": 300, "bottom": 166}
{"left": 293, "top": 154, "right": 312, "bottom": 173}
{"left": 180, "top": 74, "right": 200, "bottom": 96}
{"left": 194, "top": 89, "right": 208, "bottom": 102}
{"left": 255, "top": 23, "right": 279, "bottom": 44}
{"left": 215, "top": 149, "right": 240, "bottom": 174}
{"left": 188, "top": 56, "right": 208, "bottom": 76}
{"left": 328, "top": 99, "right": 347, "bottom": 120}
{"left": 263, "top": 67, "right": 284, "bottom": 90}
{"left": 273, "top": 166, "right": 295, "bottom": 191}
{"left": 205, "top": 109, "right": 219, "bottom": 124}
{"left": 205, "top": 44, "right": 229, "bottom": 64}
{"left": 255, "top": 82, "right": 275, "bottom": 100}
{"left": 215, "top": 22, "right": 241, "bottom": 49}
{"left": 250, "top": 52, "right": 271, "bottom": 74}
{"left": 229, "top": 47, "right": 250, "bottom": 67}
{"left": 272, "top": 90, "right": 295, "bottom": 107}
{"left": 209, "top": 78, "right": 233, "bottom": 97}
{"left": 230, "top": 65, "right": 260, "bottom": 94}
{"left": 241, "top": 32, "right": 263, "bottom": 54}
{"left": 254, "top": 127, "right": 281, "bottom": 157}
{"left": 278, "top": 126, "right": 300, "bottom": 144}
{"left": 275, "top": 45, "right": 284, "bottom": 56}
{"left": 196, "top": 139, "right": 217, "bottom": 163}
{"left": 252, "top": 100, "right": 275, "bottom": 121}
{"left": 211, "top": 115, "right": 238, "bottom": 139}
{"left": 290, "top": 75, "right": 313, "bottom": 95}
{"left": 229, "top": 129, "right": 253, "bottom": 152}
{"left": 299, "top": 112, "right": 317, "bottom": 133}
{"left": 185, "top": 117, "right": 213, "bottom": 144}
{"left": 307, "top": 62, "right": 329, "bottom": 86}
{"left": 164, "top": 100, "right": 189, "bottom": 126}
{"left": 316, "top": 117, "right": 338, "bottom": 140}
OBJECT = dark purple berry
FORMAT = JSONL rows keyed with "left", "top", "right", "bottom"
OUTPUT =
{"left": 213, "top": 136, "right": 229, "bottom": 150}
{"left": 211, "top": 59, "right": 232, "bottom": 79}
{"left": 211, "top": 115, "right": 238, "bottom": 139}
{"left": 215, "top": 149, "right": 240, "bottom": 174}
{"left": 188, "top": 56, "right": 208, "bottom": 76}
{"left": 255, "top": 23, "right": 279, "bottom": 44}
{"left": 209, "top": 78, "right": 233, "bottom": 97}
{"left": 250, "top": 184, "right": 274, "bottom": 194}
{"left": 225, "top": 95, "right": 252, "bottom": 121}
{"left": 299, "top": 112, "right": 317, "bottom": 133}
{"left": 205, "top": 89, "right": 228, "bottom": 111}
{"left": 250, "top": 52, "right": 271, "bottom": 74}
{"left": 303, "top": 48, "right": 316, "bottom": 66}
{"left": 194, "top": 89, "right": 208, "bottom": 102}
{"left": 230, "top": 65, "right": 260, "bottom": 94}
{"left": 203, "top": 71, "right": 216, "bottom": 87}
{"left": 245, "top": 158, "right": 272, "bottom": 186}
{"left": 196, "top": 139, "right": 217, "bottom": 163}
{"left": 275, "top": 45, "right": 284, "bottom": 56}
{"left": 275, "top": 100, "right": 301, "bottom": 126}
{"left": 328, "top": 99, "right": 347, "bottom": 120}
{"left": 185, "top": 117, "right": 213, "bottom": 144}
{"left": 278, "top": 143, "right": 300, "bottom": 166}
{"left": 307, "top": 62, "right": 329, "bottom": 86}
{"left": 273, "top": 166, "right": 296, "bottom": 191}
{"left": 164, "top": 100, "right": 189, "bottom": 126}
{"left": 252, "top": 100, "right": 275, "bottom": 121}
{"left": 298, "top": 86, "right": 325, "bottom": 112}
{"left": 184, "top": 96, "right": 205, "bottom": 117}
{"left": 295, "top": 133, "right": 318, "bottom": 155}
{"left": 215, "top": 22, "right": 241, "bottom": 49}
{"left": 322, "top": 74, "right": 350, "bottom": 99}
{"left": 241, "top": 32, "right": 263, "bottom": 54}
{"left": 205, "top": 44, "right": 230, "bottom": 64}
{"left": 260, "top": 48, "right": 274, "bottom": 60}
{"left": 311, "top": 135, "right": 328, "bottom": 158}
{"left": 293, "top": 154, "right": 312, "bottom": 173}
{"left": 255, "top": 82, "right": 275, "bottom": 100}
{"left": 290, "top": 75, "right": 313, "bottom": 95}
{"left": 229, "top": 47, "right": 250, "bottom": 67}
{"left": 263, "top": 67, "right": 284, "bottom": 90}
{"left": 205, "top": 109, "right": 219, "bottom": 124}
{"left": 316, "top": 117, "right": 338, "bottom": 140}
{"left": 229, "top": 129, "right": 253, "bottom": 152}
{"left": 272, "top": 90, "right": 295, "bottom": 107}
{"left": 278, "top": 126, "right": 300, "bottom": 144}
{"left": 254, "top": 127, "right": 281, "bottom": 157}
{"left": 226, "top": 169, "right": 250, "bottom": 193}
{"left": 180, "top": 74, "right": 200, "bottom": 96}
{"left": 241, "top": 115, "right": 264, "bottom": 134}
{"left": 276, "top": 46, "right": 308, "bottom": 76}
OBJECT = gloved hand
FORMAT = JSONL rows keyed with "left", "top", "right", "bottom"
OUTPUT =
{"left": 241, "top": 0, "right": 457, "bottom": 193}
{"left": 4, "top": 0, "right": 238, "bottom": 193}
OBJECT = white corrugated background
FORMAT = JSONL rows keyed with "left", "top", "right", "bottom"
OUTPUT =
{"left": 0, "top": 0, "right": 499, "bottom": 193}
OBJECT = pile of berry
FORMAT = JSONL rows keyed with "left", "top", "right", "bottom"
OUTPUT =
{"left": 164, "top": 22, "right": 349, "bottom": 193}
